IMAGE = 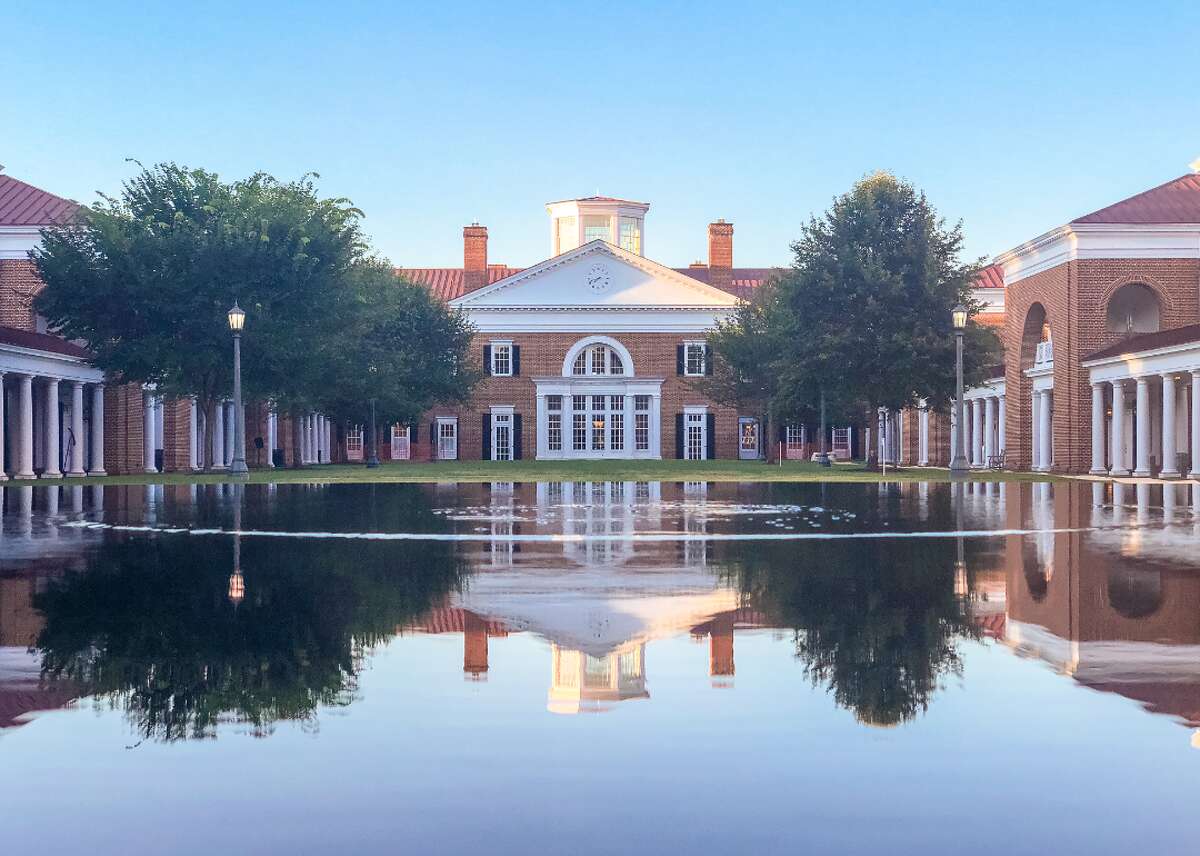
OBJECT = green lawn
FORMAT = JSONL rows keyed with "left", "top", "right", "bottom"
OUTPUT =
{"left": 5, "top": 459, "right": 1061, "bottom": 486}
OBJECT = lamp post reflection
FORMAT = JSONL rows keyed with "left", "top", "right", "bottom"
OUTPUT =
{"left": 228, "top": 483, "right": 245, "bottom": 605}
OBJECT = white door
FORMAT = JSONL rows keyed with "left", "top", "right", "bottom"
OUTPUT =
{"left": 492, "top": 412, "right": 513, "bottom": 461}
{"left": 437, "top": 419, "right": 458, "bottom": 460}
{"left": 391, "top": 425, "right": 410, "bottom": 460}
{"left": 685, "top": 411, "right": 706, "bottom": 460}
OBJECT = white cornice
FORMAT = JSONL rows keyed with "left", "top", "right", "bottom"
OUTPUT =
{"left": 0, "top": 225, "right": 42, "bottom": 259}
{"left": 995, "top": 223, "right": 1200, "bottom": 285}
{"left": 461, "top": 308, "right": 733, "bottom": 333}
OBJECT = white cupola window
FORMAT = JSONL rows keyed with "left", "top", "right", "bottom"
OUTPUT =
{"left": 546, "top": 197, "right": 649, "bottom": 256}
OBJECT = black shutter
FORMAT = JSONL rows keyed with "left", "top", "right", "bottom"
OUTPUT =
{"left": 482, "top": 414, "right": 492, "bottom": 460}
{"left": 483, "top": 344, "right": 492, "bottom": 375}
{"left": 513, "top": 413, "right": 523, "bottom": 459}
{"left": 704, "top": 345, "right": 713, "bottom": 376}
{"left": 454, "top": 423, "right": 460, "bottom": 460}
{"left": 676, "top": 344, "right": 685, "bottom": 375}
{"left": 705, "top": 413, "right": 716, "bottom": 459}
{"left": 512, "top": 345, "right": 521, "bottom": 376}
{"left": 675, "top": 413, "right": 685, "bottom": 459}
{"left": 777, "top": 423, "right": 787, "bottom": 443}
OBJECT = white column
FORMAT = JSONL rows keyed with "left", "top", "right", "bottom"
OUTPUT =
{"left": 1038, "top": 389, "right": 1052, "bottom": 471}
{"left": 318, "top": 415, "right": 326, "bottom": 463}
{"left": 67, "top": 381, "right": 86, "bottom": 475}
{"left": 971, "top": 398, "right": 983, "bottom": 467}
{"left": 326, "top": 419, "right": 333, "bottom": 462}
{"left": 918, "top": 406, "right": 929, "bottom": 466}
{"left": 1090, "top": 381, "right": 1107, "bottom": 475}
{"left": 16, "top": 374, "right": 35, "bottom": 479}
{"left": 1191, "top": 370, "right": 1200, "bottom": 480}
{"left": 311, "top": 413, "right": 319, "bottom": 463}
{"left": 1161, "top": 373, "right": 1180, "bottom": 478}
{"left": 1110, "top": 381, "right": 1128, "bottom": 476}
{"left": 90, "top": 384, "right": 106, "bottom": 475}
{"left": 42, "top": 378, "right": 62, "bottom": 478}
{"left": 224, "top": 400, "right": 235, "bottom": 468}
{"left": 211, "top": 401, "right": 226, "bottom": 470}
{"left": 983, "top": 396, "right": 996, "bottom": 464}
{"left": 997, "top": 395, "right": 1006, "bottom": 456}
{"left": 143, "top": 389, "right": 157, "bottom": 473}
{"left": 189, "top": 398, "right": 199, "bottom": 470}
{"left": 267, "top": 411, "right": 277, "bottom": 468}
{"left": 1134, "top": 376, "right": 1151, "bottom": 477}
{"left": 1030, "top": 390, "right": 1039, "bottom": 470}
{"left": 949, "top": 403, "right": 958, "bottom": 466}
{"left": 0, "top": 373, "right": 7, "bottom": 481}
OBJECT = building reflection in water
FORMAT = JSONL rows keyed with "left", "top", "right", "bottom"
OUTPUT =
{"left": 989, "top": 481, "right": 1200, "bottom": 743}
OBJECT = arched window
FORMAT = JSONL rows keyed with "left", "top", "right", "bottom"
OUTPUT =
{"left": 1106, "top": 283, "right": 1161, "bottom": 335}
{"left": 1107, "top": 567, "right": 1163, "bottom": 619}
{"left": 571, "top": 344, "right": 626, "bottom": 376}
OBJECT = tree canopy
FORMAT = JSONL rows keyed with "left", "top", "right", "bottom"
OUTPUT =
{"left": 703, "top": 172, "right": 1001, "bottom": 429}
{"left": 32, "top": 162, "right": 478, "bottom": 464}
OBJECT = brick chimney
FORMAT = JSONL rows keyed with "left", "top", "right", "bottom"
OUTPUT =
{"left": 463, "top": 223, "right": 488, "bottom": 293}
{"left": 707, "top": 220, "right": 733, "bottom": 291}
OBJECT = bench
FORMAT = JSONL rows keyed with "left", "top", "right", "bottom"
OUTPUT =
{"left": 987, "top": 451, "right": 1006, "bottom": 470}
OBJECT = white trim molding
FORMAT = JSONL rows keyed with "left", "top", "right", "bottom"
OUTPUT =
{"left": 996, "top": 223, "right": 1200, "bottom": 285}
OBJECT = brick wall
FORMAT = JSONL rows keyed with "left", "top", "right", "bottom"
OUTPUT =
{"left": 411, "top": 332, "right": 743, "bottom": 462}
{"left": 1005, "top": 258, "right": 1200, "bottom": 473}
{"left": 0, "top": 259, "right": 41, "bottom": 331}
{"left": 161, "top": 398, "right": 194, "bottom": 472}
{"left": 103, "top": 383, "right": 145, "bottom": 475}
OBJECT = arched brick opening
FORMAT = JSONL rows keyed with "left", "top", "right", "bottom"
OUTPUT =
{"left": 1104, "top": 282, "right": 1162, "bottom": 336}
{"left": 1106, "top": 567, "right": 1163, "bottom": 619}
{"left": 1019, "top": 302, "right": 1050, "bottom": 370}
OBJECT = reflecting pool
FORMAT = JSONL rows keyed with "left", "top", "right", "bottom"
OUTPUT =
{"left": 2, "top": 479, "right": 1199, "bottom": 854}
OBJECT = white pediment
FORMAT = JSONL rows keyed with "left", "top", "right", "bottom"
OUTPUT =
{"left": 449, "top": 241, "right": 740, "bottom": 310}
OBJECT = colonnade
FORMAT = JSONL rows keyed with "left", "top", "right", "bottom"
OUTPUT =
{"left": 1, "top": 373, "right": 105, "bottom": 480}
{"left": 1090, "top": 371, "right": 1200, "bottom": 479}
{"left": 942, "top": 390, "right": 1007, "bottom": 469}
{"left": 296, "top": 412, "right": 333, "bottom": 464}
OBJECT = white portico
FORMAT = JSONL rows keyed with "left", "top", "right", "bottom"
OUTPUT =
{"left": 1084, "top": 325, "right": 1200, "bottom": 480}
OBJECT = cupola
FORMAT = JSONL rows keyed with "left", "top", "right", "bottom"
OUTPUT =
{"left": 546, "top": 196, "right": 649, "bottom": 257}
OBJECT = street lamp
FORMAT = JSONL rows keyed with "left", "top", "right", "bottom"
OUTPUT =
{"left": 228, "top": 302, "right": 249, "bottom": 478}
{"left": 815, "top": 387, "right": 831, "bottom": 468}
{"left": 366, "top": 365, "right": 380, "bottom": 469}
{"left": 949, "top": 302, "right": 970, "bottom": 478}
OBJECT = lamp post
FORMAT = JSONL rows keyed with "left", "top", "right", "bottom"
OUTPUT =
{"left": 366, "top": 365, "right": 380, "bottom": 468}
{"left": 949, "top": 302, "right": 970, "bottom": 479}
{"left": 816, "top": 387, "right": 831, "bottom": 467}
{"left": 227, "top": 302, "right": 249, "bottom": 478}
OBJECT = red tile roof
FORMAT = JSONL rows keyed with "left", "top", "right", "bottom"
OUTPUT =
{"left": 1072, "top": 174, "right": 1200, "bottom": 225}
{"left": 1084, "top": 323, "right": 1200, "bottom": 362}
{"left": 0, "top": 174, "right": 78, "bottom": 227}
{"left": 972, "top": 263, "right": 1004, "bottom": 290}
{"left": 0, "top": 325, "right": 93, "bottom": 359}
{"left": 399, "top": 264, "right": 778, "bottom": 302}
{"left": 545, "top": 195, "right": 648, "bottom": 206}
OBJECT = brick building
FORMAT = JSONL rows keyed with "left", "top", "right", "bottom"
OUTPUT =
{"left": 0, "top": 172, "right": 333, "bottom": 478}
{"left": 398, "top": 196, "right": 785, "bottom": 462}
{"left": 909, "top": 173, "right": 1200, "bottom": 477}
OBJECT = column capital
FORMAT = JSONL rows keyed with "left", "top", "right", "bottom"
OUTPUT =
{"left": 1191, "top": 368, "right": 1200, "bottom": 378}
{"left": 1161, "top": 371, "right": 1178, "bottom": 381}
{"left": 1091, "top": 379, "right": 1106, "bottom": 390}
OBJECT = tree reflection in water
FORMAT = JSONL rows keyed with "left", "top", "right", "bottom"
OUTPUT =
{"left": 33, "top": 535, "right": 470, "bottom": 742}
{"left": 724, "top": 538, "right": 980, "bottom": 726}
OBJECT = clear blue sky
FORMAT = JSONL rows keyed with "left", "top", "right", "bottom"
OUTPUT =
{"left": 4, "top": 0, "right": 1199, "bottom": 269}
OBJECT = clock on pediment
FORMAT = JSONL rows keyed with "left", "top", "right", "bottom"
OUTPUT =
{"left": 585, "top": 262, "right": 611, "bottom": 293}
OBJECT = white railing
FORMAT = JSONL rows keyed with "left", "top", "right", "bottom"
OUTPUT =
{"left": 1035, "top": 340, "right": 1053, "bottom": 366}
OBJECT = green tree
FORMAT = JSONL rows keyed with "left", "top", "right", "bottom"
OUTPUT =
{"left": 32, "top": 163, "right": 365, "bottom": 469}
{"left": 707, "top": 172, "right": 1001, "bottom": 450}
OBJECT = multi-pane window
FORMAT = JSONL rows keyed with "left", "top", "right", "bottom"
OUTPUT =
{"left": 572, "top": 344, "right": 624, "bottom": 376}
{"left": 609, "top": 395, "right": 625, "bottom": 451}
{"left": 635, "top": 395, "right": 650, "bottom": 451}
{"left": 785, "top": 425, "right": 805, "bottom": 459}
{"left": 490, "top": 342, "right": 512, "bottom": 376}
{"left": 618, "top": 217, "right": 641, "bottom": 254}
{"left": 572, "top": 394, "right": 588, "bottom": 451}
{"left": 438, "top": 419, "right": 458, "bottom": 460}
{"left": 492, "top": 412, "right": 512, "bottom": 461}
{"left": 686, "top": 411, "right": 706, "bottom": 460}
{"left": 346, "top": 426, "right": 364, "bottom": 454}
{"left": 547, "top": 395, "right": 562, "bottom": 451}
{"left": 582, "top": 215, "right": 610, "bottom": 243}
{"left": 591, "top": 395, "right": 606, "bottom": 450}
{"left": 684, "top": 342, "right": 707, "bottom": 376}
{"left": 555, "top": 216, "right": 576, "bottom": 254}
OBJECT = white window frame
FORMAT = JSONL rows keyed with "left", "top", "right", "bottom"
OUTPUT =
{"left": 684, "top": 341, "right": 707, "bottom": 377}
{"left": 437, "top": 417, "right": 458, "bottom": 461}
{"left": 490, "top": 341, "right": 513, "bottom": 377}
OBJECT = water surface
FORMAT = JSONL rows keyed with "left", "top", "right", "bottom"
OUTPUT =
{"left": 2, "top": 479, "right": 1198, "bottom": 854}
